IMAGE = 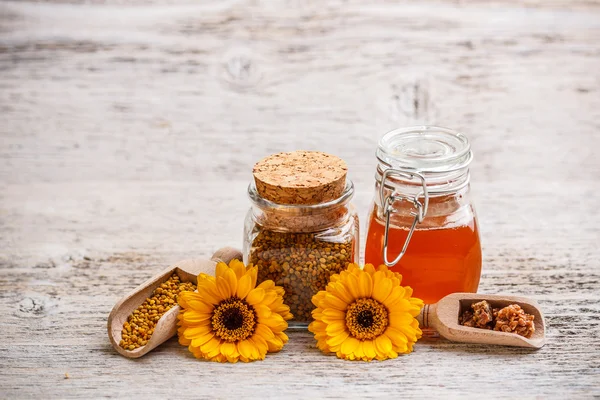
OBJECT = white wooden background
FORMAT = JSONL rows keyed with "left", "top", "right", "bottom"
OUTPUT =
{"left": 1, "top": 1, "right": 599, "bottom": 398}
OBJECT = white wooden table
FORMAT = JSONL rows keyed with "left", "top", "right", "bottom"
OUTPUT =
{"left": 1, "top": 1, "right": 599, "bottom": 398}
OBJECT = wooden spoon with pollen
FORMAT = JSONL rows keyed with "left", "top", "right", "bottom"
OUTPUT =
{"left": 417, "top": 292, "right": 546, "bottom": 349}
{"left": 107, "top": 247, "right": 242, "bottom": 358}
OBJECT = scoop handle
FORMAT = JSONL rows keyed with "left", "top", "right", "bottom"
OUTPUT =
{"left": 416, "top": 304, "right": 438, "bottom": 330}
{"left": 211, "top": 247, "right": 243, "bottom": 266}
{"left": 175, "top": 247, "right": 243, "bottom": 277}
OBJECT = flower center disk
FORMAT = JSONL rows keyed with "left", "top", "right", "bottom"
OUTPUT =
{"left": 211, "top": 297, "right": 256, "bottom": 342}
{"left": 345, "top": 298, "right": 389, "bottom": 340}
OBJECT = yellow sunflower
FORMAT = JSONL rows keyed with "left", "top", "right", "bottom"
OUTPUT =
{"left": 308, "top": 263, "right": 423, "bottom": 361}
{"left": 177, "top": 259, "right": 293, "bottom": 363}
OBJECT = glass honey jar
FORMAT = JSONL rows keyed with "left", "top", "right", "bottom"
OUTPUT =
{"left": 365, "top": 126, "right": 482, "bottom": 304}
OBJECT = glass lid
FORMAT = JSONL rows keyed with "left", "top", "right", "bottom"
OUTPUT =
{"left": 376, "top": 126, "right": 472, "bottom": 173}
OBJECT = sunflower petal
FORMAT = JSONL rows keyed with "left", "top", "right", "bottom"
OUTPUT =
{"left": 308, "top": 321, "right": 327, "bottom": 334}
{"left": 312, "top": 291, "right": 327, "bottom": 307}
{"left": 254, "top": 304, "right": 272, "bottom": 319}
{"left": 257, "top": 280, "right": 275, "bottom": 291}
{"left": 362, "top": 339, "right": 377, "bottom": 359}
{"left": 196, "top": 281, "right": 222, "bottom": 305}
{"left": 377, "top": 264, "right": 389, "bottom": 274}
{"left": 372, "top": 276, "right": 393, "bottom": 303}
{"left": 276, "top": 331, "right": 289, "bottom": 344}
{"left": 244, "top": 338, "right": 260, "bottom": 359}
{"left": 216, "top": 276, "right": 232, "bottom": 299}
{"left": 341, "top": 337, "right": 360, "bottom": 355}
{"left": 383, "top": 286, "right": 406, "bottom": 308}
{"left": 385, "top": 326, "right": 409, "bottom": 344}
{"left": 248, "top": 267, "right": 258, "bottom": 290}
{"left": 237, "top": 339, "right": 253, "bottom": 359}
{"left": 408, "top": 298, "right": 424, "bottom": 316}
{"left": 183, "top": 325, "right": 212, "bottom": 339}
{"left": 222, "top": 268, "right": 238, "bottom": 298}
{"left": 266, "top": 335, "right": 284, "bottom": 352}
{"left": 178, "top": 334, "right": 191, "bottom": 346}
{"left": 259, "top": 314, "right": 287, "bottom": 332}
{"left": 178, "top": 291, "right": 209, "bottom": 308}
{"left": 215, "top": 262, "right": 229, "bottom": 279}
{"left": 181, "top": 297, "right": 213, "bottom": 314}
{"left": 396, "top": 324, "right": 419, "bottom": 342}
{"left": 323, "top": 293, "right": 348, "bottom": 311}
{"left": 345, "top": 273, "right": 360, "bottom": 300}
{"left": 363, "top": 264, "right": 376, "bottom": 274}
{"left": 246, "top": 288, "right": 265, "bottom": 306}
{"left": 191, "top": 332, "right": 214, "bottom": 348}
{"left": 261, "top": 290, "right": 278, "bottom": 306}
{"left": 229, "top": 259, "right": 247, "bottom": 279}
{"left": 322, "top": 308, "right": 346, "bottom": 324}
{"left": 254, "top": 323, "right": 275, "bottom": 341}
{"left": 220, "top": 341, "right": 238, "bottom": 358}
{"left": 182, "top": 310, "right": 212, "bottom": 324}
{"left": 274, "top": 304, "right": 293, "bottom": 320}
{"left": 331, "top": 281, "right": 354, "bottom": 304}
{"left": 236, "top": 272, "right": 253, "bottom": 299}
{"left": 354, "top": 341, "right": 365, "bottom": 360}
{"left": 375, "top": 334, "right": 393, "bottom": 356}
{"left": 347, "top": 263, "right": 360, "bottom": 273}
{"left": 358, "top": 270, "right": 373, "bottom": 298}
{"left": 326, "top": 331, "right": 349, "bottom": 347}
{"left": 200, "top": 337, "right": 221, "bottom": 354}
{"left": 325, "top": 321, "right": 347, "bottom": 337}
{"left": 389, "top": 311, "right": 415, "bottom": 328}
{"left": 197, "top": 273, "right": 214, "bottom": 284}
{"left": 249, "top": 335, "right": 268, "bottom": 356}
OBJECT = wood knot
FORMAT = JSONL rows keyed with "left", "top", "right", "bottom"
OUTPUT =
{"left": 389, "top": 79, "right": 438, "bottom": 124}
{"left": 17, "top": 297, "right": 46, "bottom": 317}
{"left": 34, "top": 260, "right": 56, "bottom": 269}
{"left": 220, "top": 49, "right": 262, "bottom": 90}
{"left": 15, "top": 295, "right": 57, "bottom": 319}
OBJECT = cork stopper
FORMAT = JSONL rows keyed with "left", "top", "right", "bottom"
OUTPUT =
{"left": 253, "top": 151, "right": 347, "bottom": 205}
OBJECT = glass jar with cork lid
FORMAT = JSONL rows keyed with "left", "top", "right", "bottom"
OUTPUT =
{"left": 365, "top": 126, "right": 482, "bottom": 305}
{"left": 243, "top": 151, "right": 359, "bottom": 325}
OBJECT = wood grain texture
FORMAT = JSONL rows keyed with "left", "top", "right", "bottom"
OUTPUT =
{"left": 1, "top": 0, "right": 599, "bottom": 398}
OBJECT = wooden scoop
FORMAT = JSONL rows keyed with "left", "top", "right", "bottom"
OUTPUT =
{"left": 417, "top": 293, "right": 546, "bottom": 349}
{"left": 107, "top": 247, "right": 242, "bottom": 358}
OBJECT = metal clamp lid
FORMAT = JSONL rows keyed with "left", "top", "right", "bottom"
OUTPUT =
{"left": 379, "top": 168, "right": 429, "bottom": 267}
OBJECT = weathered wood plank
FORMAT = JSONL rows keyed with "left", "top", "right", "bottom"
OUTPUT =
{"left": 1, "top": 1, "right": 599, "bottom": 398}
